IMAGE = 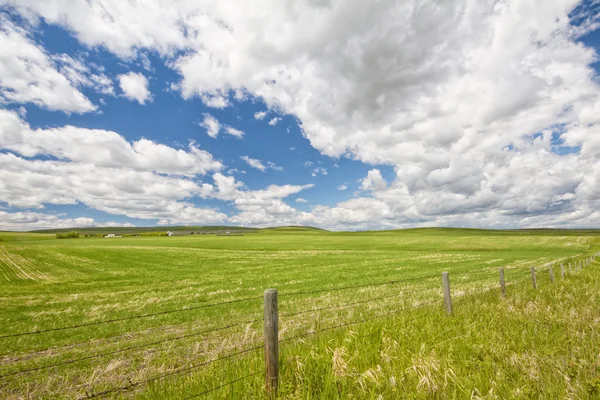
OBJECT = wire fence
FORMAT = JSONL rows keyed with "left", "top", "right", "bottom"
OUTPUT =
{"left": 0, "top": 253, "right": 597, "bottom": 399}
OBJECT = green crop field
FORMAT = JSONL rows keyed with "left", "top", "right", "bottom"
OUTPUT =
{"left": 1, "top": 228, "right": 600, "bottom": 399}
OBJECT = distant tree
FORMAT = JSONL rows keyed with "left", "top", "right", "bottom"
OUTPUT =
{"left": 56, "top": 231, "right": 80, "bottom": 239}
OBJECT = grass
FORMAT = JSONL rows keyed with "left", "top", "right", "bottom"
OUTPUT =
{"left": 0, "top": 228, "right": 599, "bottom": 399}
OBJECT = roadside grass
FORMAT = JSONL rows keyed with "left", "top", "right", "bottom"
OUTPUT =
{"left": 0, "top": 229, "right": 599, "bottom": 398}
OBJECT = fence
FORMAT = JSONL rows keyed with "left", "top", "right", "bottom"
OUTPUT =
{"left": 0, "top": 253, "right": 598, "bottom": 398}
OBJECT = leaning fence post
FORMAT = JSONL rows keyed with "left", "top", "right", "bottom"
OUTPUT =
{"left": 560, "top": 263, "right": 565, "bottom": 279}
{"left": 499, "top": 267, "right": 506, "bottom": 298}
{"left": 442, "top": 272, "right": 452, "bottom": 315}
{"left": 264, "top": 288, "right": 279, "bottom": 397}
{"left": 531, "top": 266, "right": 537, "bottom": 289}
{"left": 549, "top": 265, "right": 555, "bottom": 283}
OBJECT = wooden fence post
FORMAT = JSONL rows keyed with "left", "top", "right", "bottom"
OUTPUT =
{"left": 442, "top": 272, "right": 452, "bottom": 315}
{"left": 264, "top": 288, "right": 279, "bottom": 397}
{"left": 549, "top": 265, "right": 555, "bottom": 283}
{"left": 531, "top": 266, "right": 537, "bottom": 289}
{"left": 560, "top": 263, "right": 565, "bottom": 279}
{"left": 499, "top": 267, "right": 506, "bottom": 298}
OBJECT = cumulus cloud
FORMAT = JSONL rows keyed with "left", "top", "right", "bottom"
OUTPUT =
{"left": 254, "top": 111, "right": 267, "bottom": 120}
{"left": 337, "top": 185, "right": 347, "bottom": 191}
{"left": 201, "top": 94, "right": 229, "bottom": 108}
{"left": 0, "top": 109, "right": 222, "bottom": 176}
{"left": 0, "top": 211, "right": 134, "bottom": 231}
{"left": 240, "top": 156, "right": 283, "bottom": 172}
{"left": 199, "top": 113, "right": 220, "bottom": 138}
{"left": 224, "top": 126, "right": 244, "bottom": 138}
{"left": 296, "top": 198, "right": 308, "bottom": 203}
{"left": 53, "top": 54, "right": 114, "bottom": 96}
{"left": 240, "top": 156, "right": 282, "bottom": 172}
{"left": 0, "top": 110, "right": 230, "bottom": 225}
{"left": 198, "top": 114, "right": 243, "bottom": 139}
{"left": 118, "top": 72, "right": 151, "bottom": 104}
{"left": 0, "top": 16, "right": 95, "bottom": 113}
{"left": 240, "top": 156, "right": 266, "bottom": 171}
{"left": 268, "top": 117, "right": 281, "bottom": 126}
{"left": 3, "top": 1, "right": 600, "bottom": 229}
{"left": 311, "top": 167, "right": 328, "bottom": 177}
{"left": 360, "top": 170, "right": 387, "bottom": 192}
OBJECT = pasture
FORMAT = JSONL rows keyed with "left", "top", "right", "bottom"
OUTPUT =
{"left": 1, "top": 228, "right": 599, "bottom": 399}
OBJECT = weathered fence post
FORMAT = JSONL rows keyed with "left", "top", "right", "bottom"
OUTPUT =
{"left": 264, "top": 288, "right": 279, "bottom": 397}
{"left": 549, "top": 265, "right": 555, "bottom": 283}
{"left": 560, "top": 263, "right": 565, "bottom": 279}
{"left": 499, "top": 267, "right": 506, "bottom": 298}
{"left": 531, "top": 266, "right": 537, "bottom": 289}
{"left": 442, "top": 272, "right": 452, "bottom": 315}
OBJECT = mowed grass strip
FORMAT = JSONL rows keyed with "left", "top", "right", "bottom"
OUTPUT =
{"left": 0, "top": 228, "right": 598, "bottom": 398}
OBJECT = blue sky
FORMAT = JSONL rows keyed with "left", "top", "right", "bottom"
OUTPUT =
{"left": 1, "top": 1, "right": 600, "bottom": 231}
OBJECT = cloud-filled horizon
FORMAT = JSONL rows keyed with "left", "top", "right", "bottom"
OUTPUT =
{"left": 1, "top": 1, "right": 600, "bottom": 231}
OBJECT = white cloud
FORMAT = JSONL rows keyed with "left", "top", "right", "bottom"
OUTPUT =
{"left": 268, "top": 117, "right": 281, "bottom": 126}
{"left": 54, "top": 54, "right": 114, "bottom": 95}
{"left": 0, "top": 16, "right": 95, "bottom": 113}
{"left": 240, "top": 156, "right": 266, "bottom": 171}
{"left": 199, "top": 113, "right": 220, "bottom": 138}
{"left": 0, "top": 109, "right": 222, "bottom": 176}
{"left": 337, "top": 185, "right": 347, "bottom": 191}
{"left": 295, "top": 198, "right": 308, "bottom": 203}
{"left": 4, "top": 1, "right": 600, "bottom": 229}
{"left": 118, "top": 72, "right": 151, "bottom": 104}
{"left": 224, "top": 126, "right": 244, "bottom": 138}
{"left": 254, "top": 111, "right": 267, "bottom": 120}
{"left": 360, "top": 170, "right": 387, "bottom": 192}
{"left": 267, "top": 161, "right": 283, "bottom": 172}
{"left": 311, "top": 167, "right": 328, "bottom": 177}
{"left": 240, "top": 156, "right": 282, "bottom": 172}
{"left": 201, "top": 94, "right": 229, "bottom": 108}
{"left": 0, "top": 211, "right": 134, "bottom": 231}
{"left": 0, "top": 110, "right": 229, "bottom": 225}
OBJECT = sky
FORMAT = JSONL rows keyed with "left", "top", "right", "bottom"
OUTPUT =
{"left": 1, "top": 0, "right": 600, "bottom": 231}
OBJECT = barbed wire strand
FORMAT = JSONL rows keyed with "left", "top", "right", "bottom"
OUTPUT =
{"left": 280, "top": 272, "right": 443, "bottom": 297}
{"left": 280, "top": 299, "right": 439, "bottom": 344}
{"left": 0, "top": 316, "right": 263, "bottom": 378}
{"left": 281, "top": 285, "right": 437, "bottom": 318}
{"left": 78, "top": 345, "right": 262, "bottom": 399}
{"left": 182, "top": 370, "right": 263, "bottom": 399}
{"left": 1, "top": 310, "right": 264, "bottom": 365}
{"left": 0, "top": 296, "right": 263, "bottom": 340}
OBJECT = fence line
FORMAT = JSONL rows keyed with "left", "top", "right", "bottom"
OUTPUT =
{"left": 78, "top": 345, "right": 263, "bottom": 399}
{"left": 0, "top": 295, "right": 263, "bottom": 340}
{"left": 280, "top": 285, "right": 437, "bottom": 318}
{"left": 182, "top": 370, "right": 263, "bottom": 399}
{"left": 1, "top": 253, "right": 597, "bottom": 399}
{"left": 0, "top": 316, "right": 263, "bottom": 378}
{"left": 279, "top": 272, "right": 441, "bottom": 297}
{"left": 280, "top": 299, "right": 440, "bottom": 344}
{"left": 0, "top": 309, "right": 263, "bottom": 364}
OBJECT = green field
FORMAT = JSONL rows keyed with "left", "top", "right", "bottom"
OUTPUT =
{"left": 1, "top": 228, "right": 599, "bottom": 399}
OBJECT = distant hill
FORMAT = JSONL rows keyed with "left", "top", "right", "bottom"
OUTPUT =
{"left": 260, "top": 226, "right": 328, "bottom": 232}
